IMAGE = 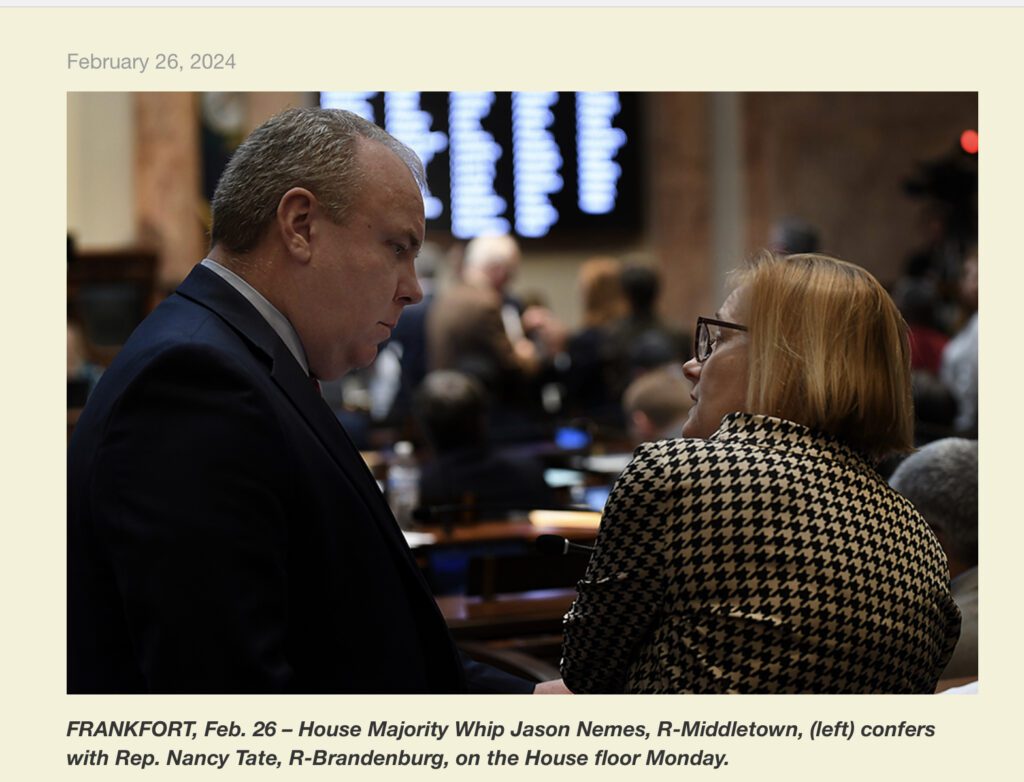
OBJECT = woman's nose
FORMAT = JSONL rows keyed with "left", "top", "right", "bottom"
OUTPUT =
{"left": 682, "top": 356, "right": 701, "bottom": 384}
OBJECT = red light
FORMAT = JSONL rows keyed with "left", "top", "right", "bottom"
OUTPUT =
{"left": 960, "top": 129, "right": 979, "bottom": 155}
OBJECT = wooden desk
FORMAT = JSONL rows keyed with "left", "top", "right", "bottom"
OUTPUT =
{"left": 409, "top": 512, "right": 598, "bottom": 599}
{"left": 436, "top": 588, "right": 576, "bottom": 640}
{"left": 407, "top": 512, "right": 600, "bottom": 550}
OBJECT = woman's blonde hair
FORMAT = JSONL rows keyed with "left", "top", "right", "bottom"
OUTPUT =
{"left": 736, "top": 251, "right": 914, "bottom": 459}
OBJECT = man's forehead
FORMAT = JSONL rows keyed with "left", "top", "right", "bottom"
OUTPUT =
{"left": 355, "top": 136, "right": 423, "bottom": 188}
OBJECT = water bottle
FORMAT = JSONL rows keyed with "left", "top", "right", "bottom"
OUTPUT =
{"left": 387, "top": 440, "right": 421, "bottom": 530}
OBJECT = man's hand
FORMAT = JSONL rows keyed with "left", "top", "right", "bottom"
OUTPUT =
{"left": 533, "top": 678, "right": 573, "bottom": 695}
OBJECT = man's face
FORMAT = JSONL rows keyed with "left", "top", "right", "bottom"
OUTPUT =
{"left": 485, "top": 251, "right": 518, "bottom": 294}
{"left": 296, "top": 140, "right": 424, "bottom": 381}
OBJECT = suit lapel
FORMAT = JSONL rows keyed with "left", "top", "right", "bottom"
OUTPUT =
{"left": 174, "top": 265, "right": 419, "bottom": 564}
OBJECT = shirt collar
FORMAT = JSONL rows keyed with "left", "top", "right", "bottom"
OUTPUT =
{"left": 200, "top": 258, "right": 310, "bottom": 376}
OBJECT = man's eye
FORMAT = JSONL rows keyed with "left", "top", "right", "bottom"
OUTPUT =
{"left": 391, "top": 243, "right": 406, "bottom": 256}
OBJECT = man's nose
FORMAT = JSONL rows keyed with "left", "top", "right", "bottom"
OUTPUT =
{"left": 398, "top": 269, "right": 423, "bottom": 305}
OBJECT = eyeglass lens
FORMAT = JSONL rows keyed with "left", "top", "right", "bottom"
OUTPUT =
{"left": 697, "top": 321, "right": 711, "bottom": 361}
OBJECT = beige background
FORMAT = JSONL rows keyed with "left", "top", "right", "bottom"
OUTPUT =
{"left": 0, "top": 7, "right": 1013, "bottom": 781}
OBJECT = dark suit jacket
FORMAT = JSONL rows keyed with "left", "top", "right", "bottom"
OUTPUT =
{"left": 67, "top": 265, "right": 531, "bottom": 694}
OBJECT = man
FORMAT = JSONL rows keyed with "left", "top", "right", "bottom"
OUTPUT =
{"left": 604, "top": 265, "right": 689, "bottom": 403}
{"left": 461, "top": 233, "right": 526, "bottom": 341}
{"left": 429, "top": 234, "right": 536, "bottom": 380}
{"left": 889, "top": 438, "right": 978, "bottom": 681}
{"left": 426, "top": 235, "right": 543, "bottom": 434}
{"left": 413, "top": 370, "right": 555, "bottom": 512}
{"left": 621, "top": 366, "right": 693, "bottom": 445}
{"left": 67, "top": 108, "right": 551, "bottom": 694}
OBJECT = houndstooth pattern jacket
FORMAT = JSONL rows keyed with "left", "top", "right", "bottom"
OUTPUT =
{"left": 561, "top": 413, "right": 961, "bottom": 693}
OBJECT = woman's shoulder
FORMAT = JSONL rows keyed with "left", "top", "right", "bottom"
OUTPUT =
{"left": 629, "top": 433, "right": 725, "bottom": 463}
{"left": 627, "top": 412, "right": 874, "bottom": 482}
{"left": 623, "top": 432, "right": 755, "bottom": 482}
{"left": 630, "top": 414, "right": 777, "bottom": 461}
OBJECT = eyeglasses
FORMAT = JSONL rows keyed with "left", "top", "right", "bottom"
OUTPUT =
{"left": 694, "top": 316, "right": 748, "bottom": 363}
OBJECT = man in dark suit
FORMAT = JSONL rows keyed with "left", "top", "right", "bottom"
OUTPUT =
{"left": 67, "top": 108, "right": 558, "bottom": 694}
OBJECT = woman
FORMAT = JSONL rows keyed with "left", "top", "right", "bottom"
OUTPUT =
{"left": 561, "top": 256, "right": 629, "bottom": 423}
{"left": 561, "top": 252, "right": 961, "bottom": 694}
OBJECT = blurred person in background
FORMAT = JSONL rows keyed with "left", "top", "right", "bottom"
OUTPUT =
{"left": 561, "top": 256, "right": 629, "bottom": 426}
{"left": 428, "top": 234, "right": 555, "bottom": 440}
{"left": 67, "top": 316, "right": 104, "bottom": 404}
{"left": 768, "top": 215, "right": 821, "bottom": 255}
{"left": 889, "top": 438, "right": 978, "bottom": 682}
{"left": 414, "top": 370, "right": 555, "bottom": 513}
{"left": 371, "top": 240, "right": 444, "bottom": 428}
{"left": 940, "top": 247, "right": 979, "bottom": 437}
{"left": 605, "top": 265, "right": 689, "bottom": 404}
{"left": 621, "top": 366, "right": 692, "bottom": 445}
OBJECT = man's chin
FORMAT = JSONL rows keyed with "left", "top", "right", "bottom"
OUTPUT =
{"left": 355, "top": 346, "right": 381, "bottom": 370}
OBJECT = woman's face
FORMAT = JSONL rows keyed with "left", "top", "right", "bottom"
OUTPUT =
{"left": 681, "top": 287, "right": 750, "bottom": 439}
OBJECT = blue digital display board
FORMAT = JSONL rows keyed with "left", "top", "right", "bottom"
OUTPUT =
{"left": 320, "top": 91, "right": 643, "bottom": 242}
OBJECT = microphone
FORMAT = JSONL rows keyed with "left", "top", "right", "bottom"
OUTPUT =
{"left": 535, "top": 534, "right": 596, "bottom": 555}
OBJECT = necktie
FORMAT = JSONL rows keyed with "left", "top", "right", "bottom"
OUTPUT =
{"left": 310, "top": 375, "right": 322, "bottom": 396}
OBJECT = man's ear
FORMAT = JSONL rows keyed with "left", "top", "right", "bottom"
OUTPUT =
{"left": 276, "top": 187, "right": 317, "bottom": 263}
{"left": 631, "top": 410, "right": 653, "bottom": 440}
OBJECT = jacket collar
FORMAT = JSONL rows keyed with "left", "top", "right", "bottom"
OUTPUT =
{"left": 173, "top": 265, "right": 415, "bottom": 556}
{"left": 172, "top": 265, "right": 461, "bottom": 680}
{"left": 710, "top": 413, "right": 877, "bottom": 476}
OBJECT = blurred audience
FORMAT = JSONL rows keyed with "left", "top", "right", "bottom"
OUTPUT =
{"left": 768, "top": 216, "right": 821, "bottom": 255}
{"left": 414, "top": 370, "right": 556, "bottom": 513}
{"left": 891, "top": 276, "right": 950, "bottom": 376}
{"left": 621, "top": 366, "right": 692, "bottom": 445}
{"left": 940, "top": 247, "right": 979, "bottom": 437}
{"left": 429, "top": 235, "right": 568, "bottom": 440}
{"left": 605, "top": 265, "right": 689, "bottom": 404}
{"left": 67, "top": 317, "right": 103, "bottom": 405}
{"left": 462, "top": 233, "right": 528, "bottom": 343}
{"left": 373, "top": 241, "right": 444, "bottom": 427}
{"left": 429, "top": 235, "right": 536, "bottom": 382}
{"left": 890, "top": 275, "right": 958, "bottom": 444}
{"left": 561, "top": 257, "right": 629, "bottom": 425}
{"left": 889, "top": 438, "right": 978, "bottom": 681}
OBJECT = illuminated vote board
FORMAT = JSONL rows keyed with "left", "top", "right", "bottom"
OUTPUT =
{"left": 320, "top": 91, "right": 643, "bottom": 242}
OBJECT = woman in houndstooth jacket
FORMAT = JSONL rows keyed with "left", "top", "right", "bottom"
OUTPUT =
{"left": 561, "top": 252, "right": 961, "bottom": 693}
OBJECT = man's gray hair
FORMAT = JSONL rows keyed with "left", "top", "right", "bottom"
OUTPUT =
{"left": 889, "top": 438, "right": 978, "bottom": 566}
{"left": 211, "top": 107, "right": 425, "bottom": 253}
